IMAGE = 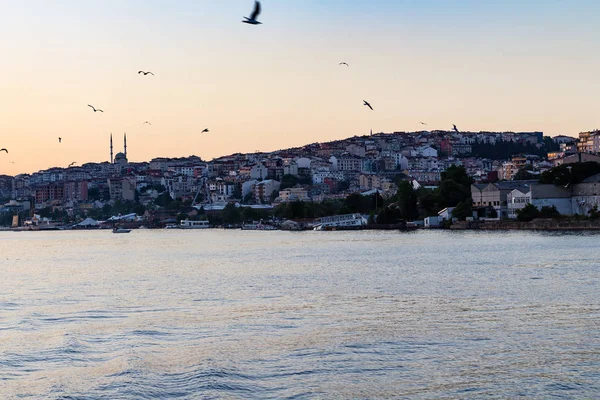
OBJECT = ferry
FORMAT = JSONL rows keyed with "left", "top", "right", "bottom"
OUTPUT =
{"left": 180, "top": 220, "right": 211, "bottom": 229}
{"left": 313, "top": 213, "right": 368, "bottom": 231}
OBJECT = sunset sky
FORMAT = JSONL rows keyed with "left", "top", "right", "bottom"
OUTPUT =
{"left": 2, "top": 0, "right": 600, "bottom": 175}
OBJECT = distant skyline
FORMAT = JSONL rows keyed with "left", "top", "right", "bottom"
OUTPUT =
{"left": 2, "top": 0, "right": 600, "bottom": 175}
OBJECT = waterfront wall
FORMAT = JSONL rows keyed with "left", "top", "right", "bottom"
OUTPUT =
{"left": 451, "top": 219, "right": 600, "bottom": 231}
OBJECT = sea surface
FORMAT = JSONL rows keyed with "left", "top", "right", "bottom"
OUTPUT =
{"left": 0, "top": 230, "right": 598, "bottom": 399}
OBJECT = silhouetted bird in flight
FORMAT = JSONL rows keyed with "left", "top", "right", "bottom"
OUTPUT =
{"left": 144, "top": 121, "right": 151, "bottom": 125}
{"left": 0, "top": 148, "right": 7, "bottom": 153}
{"left": 453, "top": 124, "right": 459, "bottom": 133}
{"left": 138, "top": 71, "right": 154, "bottom": 76}
{"left": 69, "top": 162, "right": 76, "bottom": 167}
{"left": 243, "top": 1, "right": 262, "bottom": 25}
{"left": 88, "top": 104, "right": 103, "bottom": 113}
{"left": 58, "top": 137, "right": 62, "bottom": 143}
{"left": 339, "top": 62, "right": 349, "bottom": 67}
{"left": 419, "top": 122, "right": 427, "bottom": 126}
{"left": 363, "top": 100, "right": 373, "bottom": 111}
{"left": 201, "top": 128, "right": 209, "bottom": 133}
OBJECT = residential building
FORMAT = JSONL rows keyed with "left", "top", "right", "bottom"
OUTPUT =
{"left": 278, "top": 187, "right": 310, "bottom": 202}
{"left": 108, "top": 177, "right": 136, "bottom": 201}
{"left": 253, "top": 179, "right": 280, "bottom": 203}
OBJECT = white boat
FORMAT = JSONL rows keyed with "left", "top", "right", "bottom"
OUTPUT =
{"left": 165, "top": 224, "right": 180, "bottom": 229}
{"left": 241, "top": 221, "right": 277, "bottom": 230}
{"left": 180, "top": 220, "right": 210, "bottom": 229}
{"left": 113, "top": 227, "right": 131, "bottom": 234}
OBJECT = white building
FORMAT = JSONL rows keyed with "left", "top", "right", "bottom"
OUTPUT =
{"left": 507, "top": 189, "right": 531, "bottom": 219}
{"left": 250, "top": 164, "right": 269, "bottom": 180}
{"left": 417, "top": 145, "right": 438, "bottom": 158}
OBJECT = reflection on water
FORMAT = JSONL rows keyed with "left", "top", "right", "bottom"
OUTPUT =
{"left": 0, "top": 230, "right": 599, "bottom": 399}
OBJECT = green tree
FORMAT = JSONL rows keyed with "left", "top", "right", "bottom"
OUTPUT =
{"left": 452, "top": 200, "right": 473, "bottom": 221}
{"left": 516, "top": 203, "right": 539, "bottom": 222}
{"left": 439, "top": 179, "right": 469, "bottom": 208}
{"left": 221, "top": 203, "right": 241, "bottom": 224}
{"left": 514, "top": 165, "right": 535, "bottom": 181}
{"left": 376, "top": 206, "right": 402, "bottom": 224}
{"left": 88, "top": 187, "right": 101, "bottom": 201}
{"left": 539, "top": 205, "right": 560, "bottom": 219}
{"left": 241, "top": 206, "right": 260, "bottom": 221}
{"left": 540, "top": 162, "right": 600, "bottom": 186}
{"left": 441, "top": 166, "right": 473, "bottom": 188}
{"left": 396, "top": 181, "right": 419, "bottom": 220}
{"left": 155, "top": 193, "right": 173, "bottom": 208}
{"left": 280, "top": 174, "right": 299, "bottom": 190}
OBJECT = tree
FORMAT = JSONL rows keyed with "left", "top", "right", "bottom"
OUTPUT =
{"left": 452, "top": 200, "right": 473, "bottom": 221}
{"left": 88, "top": 187, "right": 101, "bottom": 201}
{"left": 589, "top": 206, "right": 600, "bottom": 220}
{"left": 241, "top": 206, "right": 260, "bottom": 222}
{"left": 514, "top": 166, "right": 535, "bottom": 181}
{"left": 221, "top": 203, "right": 241, "bottom": 224}
{"left": 540, "top": 162, "right": 600, "bottom": 186}
{"left": 376, "top": 205, "right": 402, "bottom": 224}
{"left": 539, "top": 205, "right": 560, "bottom": 219}
{"left": 441, "top": 166, "right": 473, "bottom": 188}
{"left": 516, "top": 203, "right": 539, "bottom": 222}
{"left": 155, "top": 192, "right": 173, "bottom": 208}
{"left": 396, "top": 181, "right": 419, "bottom": 220}
{"left": 280, "top": 174, "right": 299, "bottom": 190}
{"left": 439, "top": 179, "right": 469, "bottom": 208}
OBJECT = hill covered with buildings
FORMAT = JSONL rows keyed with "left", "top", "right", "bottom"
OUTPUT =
{"left": 2, "top": 128, "right": 600, "bottom": 227}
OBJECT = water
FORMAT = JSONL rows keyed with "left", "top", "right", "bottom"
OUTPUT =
{"left": 0, "top": 230, "right": 598, "bottom": 399}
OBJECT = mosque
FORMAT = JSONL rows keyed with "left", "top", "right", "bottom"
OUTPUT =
{"left": 110, "top": 133, "right": 128, "bottom": 165}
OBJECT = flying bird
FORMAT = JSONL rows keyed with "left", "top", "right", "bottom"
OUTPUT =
{"left": 419, "top": 122, "right": 427, "bottom": 126}
{"left": 243, "top": 1, "right": 262, "bottom": 25}
{"left": 201, "top": 128, "right": 209, "bottom": 133}
{"left": 88, "top": 104, "right": 103, "bottom": 113}
{"left": 69, "top": 162, "right": 76, "bottom": 167}
{"left": 339, "top": 62, "right": 349, "bottom": 67}
{"left": 0, "top": 148, "right": 7, "bottom": 153}
{"left": 363, "top": 100, "right": 373, "bottom": 111}
{"left": 143, "top": 121, "right": 152, "bottom": 125}
{"left": 138, "top": 71, "right": 154, "bottom": 76}
{"left": 58, "top": 137, "right": 62, "bottom": 143}
{"left": 453, "top": 124, "right": 459, "bottom": 133}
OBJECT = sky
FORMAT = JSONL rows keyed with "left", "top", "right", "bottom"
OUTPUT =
{"left": 1, "top": 0, "right": 600, "bottom": 175}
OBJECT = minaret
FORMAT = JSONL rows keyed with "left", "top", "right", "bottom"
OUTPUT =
{"left": 124, "top": 133, "right": 127, "bottom": 159}
{"left": 110, "top": 133, "right": 113, "bottom": 163}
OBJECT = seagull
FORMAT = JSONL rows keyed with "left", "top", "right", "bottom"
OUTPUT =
{"left": 339, "top": 62, "right": 349, "bottom": 67}
{"left": 143, "top": 121, "right": 152, "bottom": 125}
{"left": 58, "top": 137, "right": 62, "bottom": 143}
{"left": 138, "top": 71, "right": 154, "bottom": 76}
{"left": 0, "top": 148, "right": 7, "bottom": 153}
{"left": 69, "top": 162, "right": 77, "bottom": 167}
{"left": 453, "top": 124, "right": 459, "bottom": 133}
{"left": 363, "top": 100, "right": 373, "bottom": 111}
{"left": 243, "top": 1, "right": 262, "bottom": 25}
{"left": 88, "top": 104, "right": 103, "bottom": 113}
{"left": 201, "top": 128, "right": 209, "bottom": 133}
